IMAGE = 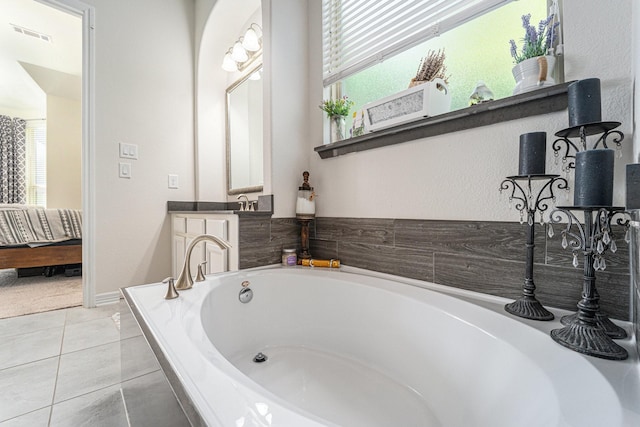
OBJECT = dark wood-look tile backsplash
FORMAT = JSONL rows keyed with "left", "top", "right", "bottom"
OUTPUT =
{"left": 238, "top": 216, "right": 631, "bottom": 321}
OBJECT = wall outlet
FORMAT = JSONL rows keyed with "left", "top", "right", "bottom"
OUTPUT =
{"left": 168, "top": 174, "right": 179, "bottom": 189}
{"left": 119, "top": 162, "right": 132, "bottom": 179}
{"left": 119, "top": 142, "right": 138, "bottom": 159}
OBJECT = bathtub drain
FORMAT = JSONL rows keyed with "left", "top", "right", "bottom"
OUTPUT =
{"left": 253, "top": 352, "right": 268, "bottom": 363}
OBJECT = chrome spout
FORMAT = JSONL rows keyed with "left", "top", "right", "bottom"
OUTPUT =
{"left": 175, "top": 234, "right": 232, "bottom": 290}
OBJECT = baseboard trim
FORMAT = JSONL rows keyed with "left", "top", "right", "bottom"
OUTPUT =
{"left": 95, "top": 291, "right": 121, "bottom": 306}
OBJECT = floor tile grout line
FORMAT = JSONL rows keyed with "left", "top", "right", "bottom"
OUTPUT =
{"left": 50, "top": 381, "right": 125, "bottom": 407}
{"left": 0, "top": 405, "right": 51, "bottom": 425}
{"left": 47, "top": 309, "right": 68, "bottom": 426}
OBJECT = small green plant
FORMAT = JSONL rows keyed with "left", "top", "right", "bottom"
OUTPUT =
{"left": 509, "top": 13, "right": 559, "bottom": 64}
{"left": 319, "top": 96, "right": 354, "bottom": 118}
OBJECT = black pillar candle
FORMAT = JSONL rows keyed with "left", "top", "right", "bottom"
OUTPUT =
{"left": 626, "top": 163, "right": 640, "bottom": 210}
{"left": 518, "top": 132, "right": 546, "bottom": 175}
{"left": 574, "top": 149, "right": 614, "bottom": 206}
{"left": 568, "top": 78, "right": 602, "bottom": 127}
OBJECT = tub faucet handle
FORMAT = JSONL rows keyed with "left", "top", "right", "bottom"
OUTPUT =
{"left": 163, "top": 277, "right": 179, "bottom": 300}
{"left": 196, "top": 262, "right": 207, "bottom": 282}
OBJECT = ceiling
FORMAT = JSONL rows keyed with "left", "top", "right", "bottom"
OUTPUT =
{"left": 0, "top": 0, "right": 82, "bottom": 118}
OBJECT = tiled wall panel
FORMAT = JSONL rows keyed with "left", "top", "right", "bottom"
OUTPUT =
{"left": 238, "top": 217, "right": 631, "bottom": 321}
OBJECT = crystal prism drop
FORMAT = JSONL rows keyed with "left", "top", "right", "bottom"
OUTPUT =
{"left": 601, "top": 257, "right": 607, "bottom": 270}
{"left": 602, "top": 230, "right": 611, "bottom": 245}
{"left": 527, "top": 215, "right": 534, "bottom": 226}
{"left": 572, "top": 252, "right": 579, "bottom": 268}
{"left": 561, "top": 233, "right": 568, "bottom": 249}
{"left": 519, "top": 211, "right": 524, "bottom": 225}
{"left": 597, "top": 239, "right": 604, "bottom": 254}
{"left": 610, "top": 239, "right": 617, "bottom": 253}
{"left": 625, "top": 228, "right": 631, "bottom": 244}
{"left": 548, "top": 223, "right": 555, "bottom": 238}
{"left": 593, "top": 257, "right": 600, "bottom": 270}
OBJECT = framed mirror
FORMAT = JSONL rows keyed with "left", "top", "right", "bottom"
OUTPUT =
{"left": 226, "top": 64, "right": 264, "bottom": 195}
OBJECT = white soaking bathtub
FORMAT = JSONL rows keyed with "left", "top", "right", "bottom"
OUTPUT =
{"left": 123, "top": 266, "right": 640, "bottom": 427}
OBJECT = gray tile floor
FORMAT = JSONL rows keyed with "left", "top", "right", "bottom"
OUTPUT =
{"left": 0, "top": 301, "right": 160, "bottom": 426}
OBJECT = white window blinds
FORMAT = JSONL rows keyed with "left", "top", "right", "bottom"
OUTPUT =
{"left": 322, "top": 0, "right": 514, "bottom": 86}
{"left": 25, "top": 121, "right": 47, "bottom": 207}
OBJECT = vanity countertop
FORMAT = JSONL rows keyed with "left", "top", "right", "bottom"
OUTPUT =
{"left": 167, "top": 195, "right": 273, "bottom": 215}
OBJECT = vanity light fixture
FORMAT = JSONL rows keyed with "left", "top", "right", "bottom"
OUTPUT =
{"left": 231, "top": 40, "right": 249, "bottom": 62}
{"left": 248, "top": 68, "right": 262, "bottom": 80}
{"left": 242, "top": 23, "right": 262, "bottom": 52}
{"left": 222, "top": 49, "right": 238, "bottom": 72}
{"left": 221, "top": 23, "right": 263, "bottom": 72}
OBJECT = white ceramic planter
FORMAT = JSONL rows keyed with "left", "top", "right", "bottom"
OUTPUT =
{"left": 512, "top": 55, "right": 556, "bottom": 95}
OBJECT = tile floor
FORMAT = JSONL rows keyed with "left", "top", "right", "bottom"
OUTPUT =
{"left": 0, "top": 301, "right": 161, "bottom": 426}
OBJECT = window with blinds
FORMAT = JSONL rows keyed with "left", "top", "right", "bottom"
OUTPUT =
{"left": 321, "top": 0, "right": 552, "bottom": 133}
{"left": 322, "top": 0, "right": 515, "bottom": 87}
{"left": 25, "top": 121, "right": 47, "bottom": 207}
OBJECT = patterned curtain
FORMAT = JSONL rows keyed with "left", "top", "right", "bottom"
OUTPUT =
{"left": 0, "top": 115, "right": 27, "bottom": 204}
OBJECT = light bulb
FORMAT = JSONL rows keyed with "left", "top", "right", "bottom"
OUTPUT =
{"left": 231, "top": 41, "right": 248, "bottom": 62}
{"left": 242, "top": 27, "right": 261, "bottom": 52}
{"left": 222, "top": 52, "right": 237, "bottom": 72}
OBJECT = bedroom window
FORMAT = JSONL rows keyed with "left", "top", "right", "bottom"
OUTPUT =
{"left": 25, "top": 121, "right": 46, "bottom": 207}
{"left": 323, "top": 0, "right": 557, "bottom": 130}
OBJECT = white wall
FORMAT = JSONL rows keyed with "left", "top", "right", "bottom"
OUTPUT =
{"left": 305, "top": 0, "right": 633, "bottom": 221}
{"left": 85, "top": 0, "right": 195, "bottom": 294}
{"left": 47, "top": 95, "right": 81, "bottom": 209}
{"left": 634, "top": 0, "right": 640, "bottom": 162}
{"left": 266, "top": 0, "right": 309, "bottom": 217}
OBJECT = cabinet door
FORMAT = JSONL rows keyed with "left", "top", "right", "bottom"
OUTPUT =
{"left": 205, "top": 243, "right": 228, "bottom": 274}
{"left": 186, "top": 218, "right": 206, "bottom": 235}
{"left": 173, "top": 216, "right": 187, "bottom": 234}
{"left": 204, "top": 219, "right": 228, "bottom": 274}
{"left": 173, "top": 234, "right": 187, "bottom": 277}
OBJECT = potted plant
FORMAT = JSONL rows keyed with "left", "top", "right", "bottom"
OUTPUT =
{"left": 509, "top": 13, "right": 560, "bottom": 95}
{"left": 319, "top": 96, "right": 354, "bottom": 142}
{"left": 409, "top": 48, "right": 450, "bottom": 88}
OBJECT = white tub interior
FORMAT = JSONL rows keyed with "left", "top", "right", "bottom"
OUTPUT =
{"left": 198, "top": 268, "right": 632, "bottom": 427}
{"left": 125, "top": 266, "right": 640, "bottom": 427}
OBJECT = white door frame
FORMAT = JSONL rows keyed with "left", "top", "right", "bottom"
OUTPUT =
{"left": 37, "top": 0, "right": 96, "bottom": 307}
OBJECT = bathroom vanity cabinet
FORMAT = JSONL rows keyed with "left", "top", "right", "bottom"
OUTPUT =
{"left": 170, "top": 213, "right": 239, "bottom": 277}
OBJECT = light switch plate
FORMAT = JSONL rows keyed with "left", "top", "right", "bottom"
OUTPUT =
{"left": 119, "top": 162, "right": 132, "bottom": 178}
{"left": 168, "top": 174, "right": 179, "bottom": 189}
{"left": 119, "top": 142, "right": 138, "bottom": 159}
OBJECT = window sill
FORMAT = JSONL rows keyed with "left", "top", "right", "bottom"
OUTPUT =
{"left": 314, "top": 82, "right": 572, "bottom": 159}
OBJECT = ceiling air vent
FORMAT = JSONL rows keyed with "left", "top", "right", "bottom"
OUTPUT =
{"left": 11, "top": 24, "right": 52, "bottom": 43}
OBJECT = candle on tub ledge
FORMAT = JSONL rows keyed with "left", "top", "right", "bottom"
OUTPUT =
{"left": 518, "top": 132, "right": 547, "bottom": 176}
{"left": 296, "top": 171, "right": 316, "bottom": 217}
{"left": 574, "top": 149, "right": 614, "bottom": 206}
{"left": 568, "top": 78, "right": 602, "bottom": 128}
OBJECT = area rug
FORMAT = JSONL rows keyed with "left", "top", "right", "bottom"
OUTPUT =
{"left": 0, "top": 269, "right": 82, "bottom": 319}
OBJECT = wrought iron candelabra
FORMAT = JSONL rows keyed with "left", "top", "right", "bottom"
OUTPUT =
{"left": 552, "top": 121, "right": 624, "bottom": 174}
{"left": 500, "top": 175, "right": 568, "bottom": 320}
{"left": 548, "top": 206, "right": 630, "bottom": 360}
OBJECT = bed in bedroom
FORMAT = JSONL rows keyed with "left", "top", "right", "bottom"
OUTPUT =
{"left": 0, "top": 205, "right": 82, "bottom": 272}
